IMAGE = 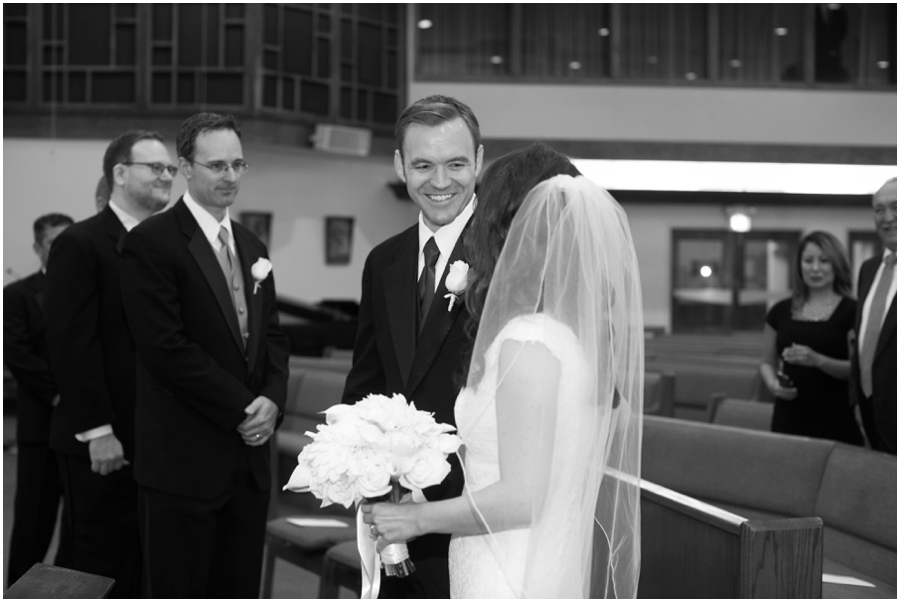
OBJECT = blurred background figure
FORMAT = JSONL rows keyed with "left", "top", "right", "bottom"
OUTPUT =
{"left": 852, "top": 178, "right": 897, "bottom": 454}
{"left": 760, "top": 230, "right": 862, "bottom": 444}
{"left": 4, "top": 213, "right": 74, "bottom": 586}
{"left": 44, "top": 130, "right": 174, "bottom": 597}
{"left": 94, "top": 175, "right": 111, "bottom": 213}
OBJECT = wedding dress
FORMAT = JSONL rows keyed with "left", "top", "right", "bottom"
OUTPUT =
{"left": 447, "top": 175, "right": 643, "bottom": 598}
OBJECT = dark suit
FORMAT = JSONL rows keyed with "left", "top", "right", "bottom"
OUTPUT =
{"left": 4, "top": 271, "right": 70, "bottom": 585}
{"left": 343, "top": 224, "right": 471, "bottom": 599}
{"left": 44, "top": 206, "right": 142, "bottom": 597}
{"left": 852, "top": 255, "right": 897, "bottom": 454}
{"left": 120, "top": 198, "right": 289, "bottom": 598}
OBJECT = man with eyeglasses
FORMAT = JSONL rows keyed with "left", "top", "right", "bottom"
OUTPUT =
{"left": 44, "top": 129, "right": 174, "bottom": 597}
{"left": 120, "top": 112, "right": 288, "bottom": 597}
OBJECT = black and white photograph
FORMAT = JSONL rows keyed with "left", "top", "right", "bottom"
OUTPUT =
{"left": 2, "top": 4, "right": 896, "bottom": 599}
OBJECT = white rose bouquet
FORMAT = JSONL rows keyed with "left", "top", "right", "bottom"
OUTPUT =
{"left": 284, "top": 393, "right": 462, "bottom": 578}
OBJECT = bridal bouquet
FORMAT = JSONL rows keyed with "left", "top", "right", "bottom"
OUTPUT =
{"left": 284, "top": 393, "right": 462, "bottom": 577}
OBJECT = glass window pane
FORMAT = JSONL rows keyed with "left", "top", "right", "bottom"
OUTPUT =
{"left": 340, "top": 86, "right": 352, "bottom": 118}
{"left": 264, "top": 4, "right": 278, "bottom": 45}
{"left": 178, "top": 5, "right": 202, "bottom": 66}
{"left": 152, "top": 47, "right": 172, "bottom": 66}
{"left": 356, "top": 88, "right": 367, "bottom": 120}
{"left": 116, "top": 24, "right": 136, "bottom": 65}
{"left": 284, "top": 7, "right": 313, "bottom": 75}
{"left": 152, "top": 72, "right": 171, "bottom": 103}
{"left": 68, "top": 71, "right": 86, "bottom": 101}
{"left": 300, "top": 80, "right": 329, "bottom": 115}
{"left": 69, "top": 5, "right": 110, "bottom": 65}
{"left": 225, "top": 4, "right": 244, "bottom": 19}
{"left": 4, "top": 4, "right": 27, "bottom": 18}
{"left": 282, "top": 76, "right": 295, "bottom": 110}
{"left": 673, "top": 235, "right": 730, "bottom": 332}
{"left": 317, "top": 38, "right": 330, "bottom": 78}
{"left": 206, "top": 5, "right": 219, "bottom": 67}
{"left": 205, "top": 73, "right": 242, "bottom": 104}
{"left": 116, "top": 4, "right": 135, "bottom": 19}
{"left": 357, "top": 5, "right": 381, "bottom": 21}
{"left": 264, "top": 50, "right": 278, "bottom": 70}
{"left": 357, "top": 22, "right": 381, "bottom": 86}
{"left": 372, "top": 92, "right": 396, "bottom": 124}
{"left": 5, "top": 22, "right": 28, "bottom": 65}
{"left": 152, "top": 5, "right": 172, "bottom": 41}
{"left": 43, "top": 5, "right": 63, "bottom": 40}
{"left": 93, "top": 72, "right": 134, "bottom": 102}
{"left": 263, "top": 74, "right": 276, "bottom": 107}
{"left": 225, "top": 25, "right": 243, "bottom": 67}
{"left": 318, "top": 14, "right": 330, "bottom": 33}
{"left": 42, "top": 71, "right": 63, "bottom": 102}
{"left": 4, "top": 70, "right": 27, "bottom": 101}
{"left": 177, "top": 72, "right": 194, "bottom": 103}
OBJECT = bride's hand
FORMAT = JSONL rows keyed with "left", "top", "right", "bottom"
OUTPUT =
{"left": 361, "top": 502, "right": 423, "bottom": 552}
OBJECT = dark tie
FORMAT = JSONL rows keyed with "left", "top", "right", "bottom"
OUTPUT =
{"left": 418, "top": 237, "right": 440, "bottom": 325}
{"left": 860, "top": 253, "right": 896, "bottom": 397}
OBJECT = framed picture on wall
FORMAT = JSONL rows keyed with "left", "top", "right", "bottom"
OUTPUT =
{"left": 325, "top": 216, "right": 354, "bottom": 265}
{"left": 240, "top": 211, "right": 273, "bottom": 250}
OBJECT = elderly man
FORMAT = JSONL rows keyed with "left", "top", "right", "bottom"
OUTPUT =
{"left": 45, "top": 130, "right": 174, "bottom": 597}
{"left": 852, "top": 177, "right": 897, "bottom": 454}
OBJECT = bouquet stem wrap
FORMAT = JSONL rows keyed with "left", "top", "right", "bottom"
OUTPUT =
{"left": 359, "top": 481, "right": 415, "bottom": 598}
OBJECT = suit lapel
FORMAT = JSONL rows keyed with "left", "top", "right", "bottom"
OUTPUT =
{"left": 874, "top": 296, "right": 896, "bottom": 360}
{"left": 384, "top": 231, "right": 418, "bottom": 388}
{"left": 177, "top": 201, "right": 245, "bottom": 356}
{"left": 407, "top": 228, "right": 469, "bottom": 394}
{"left": 233, "top": 224, "right": 262, "bottom": 370}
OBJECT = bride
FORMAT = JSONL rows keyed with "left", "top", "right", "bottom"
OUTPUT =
{"left": 362, "top": 142, "right": 644, "bottom": 598}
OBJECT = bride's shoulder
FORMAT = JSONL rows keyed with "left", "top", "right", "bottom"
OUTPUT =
{"left": 490, "top": 313, "right": 578, "bottom": 360}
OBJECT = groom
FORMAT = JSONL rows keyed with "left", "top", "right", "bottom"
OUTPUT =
{"left": 342, "top": 95, "right": 484, "bottom": 598}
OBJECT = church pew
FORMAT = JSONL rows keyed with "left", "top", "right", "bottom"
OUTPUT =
{"left": 638, "top": 480, "right": 823, "bottom": 598}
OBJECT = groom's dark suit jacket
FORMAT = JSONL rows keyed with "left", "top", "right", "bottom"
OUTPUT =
{"left": 343, "top": 223, "right": 471, "bottom": 598}
{"left": 121, "top": 198, "right": 290, "bottom": 500}
{"left": 851, "top": 255, "right": 897, "bottom": 454}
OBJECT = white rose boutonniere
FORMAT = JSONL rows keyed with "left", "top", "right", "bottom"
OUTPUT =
{"left": 251, "top": 258, "right": 273, "bottom": 294}
{"left": 443, "top": 261, "right": 469, "bottom": 311}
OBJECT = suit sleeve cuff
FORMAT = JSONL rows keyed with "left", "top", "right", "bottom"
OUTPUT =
{"left": 75, "top": 424, "right": 113, "bottom": 442}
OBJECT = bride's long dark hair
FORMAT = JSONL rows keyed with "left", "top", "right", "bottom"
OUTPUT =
{"left": 464, "top": 142, "right": 581, "bottom": 327}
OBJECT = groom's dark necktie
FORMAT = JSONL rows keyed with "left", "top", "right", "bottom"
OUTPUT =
{"left": 418, "top": 237, "right": 440, "bottom": 327}
{"left": 860, "top": 252, "right": 896, "bottom": 397}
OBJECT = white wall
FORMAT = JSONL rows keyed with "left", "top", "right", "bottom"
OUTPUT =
{"left": 2, "top": 138, "right": 418, "bottom": 301}
{"left": 625, "top": 202, "right": 874, "bottom": 330}
{"left": 410, "top": 82, "right": 897, "bottom": 146}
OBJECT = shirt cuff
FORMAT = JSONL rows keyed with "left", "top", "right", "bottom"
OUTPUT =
{"left": 74, "top": 424, "right": 113, "bottom": 442}
{"left": 411, "top": 489, "right": 427, "bottom": 504}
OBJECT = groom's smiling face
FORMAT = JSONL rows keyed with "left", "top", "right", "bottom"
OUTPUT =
{"left": 395, "top": 117, "right": 484, "bottom": 233}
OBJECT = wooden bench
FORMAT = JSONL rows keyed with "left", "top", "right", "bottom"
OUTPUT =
{"left": 639, "top": 480, "right": 823, "bottom": 598}
{"left": 5, "top": 564, "right": 115, "bottom": 599}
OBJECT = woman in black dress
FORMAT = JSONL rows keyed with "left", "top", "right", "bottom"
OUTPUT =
{"left": 759, "top": 231, "right": 863, "bottom": 445}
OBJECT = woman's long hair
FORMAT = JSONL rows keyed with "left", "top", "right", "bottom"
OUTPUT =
{"left": 465, "top": 142, "right": 580, "bottom": 326}
{"left": 791, "top": 230, "right": 853, "bottom": 310}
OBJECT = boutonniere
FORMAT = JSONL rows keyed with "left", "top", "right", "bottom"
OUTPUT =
{"left": 443, "top": 261, "right": 469, "bottom": 311}
{"left": 251, "top": 258, "right": 273, "bottom": 294}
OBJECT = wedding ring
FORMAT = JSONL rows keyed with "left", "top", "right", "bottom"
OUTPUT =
{"left": 254, "top": 434, "right": 261, "bottom": 439}
{"left": 369, "top": 525, "right": 378, "bottom": 540}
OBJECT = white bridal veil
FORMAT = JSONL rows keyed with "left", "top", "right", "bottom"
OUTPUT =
{"left": 462, "top": 174, "right": 644, "bottom": 598}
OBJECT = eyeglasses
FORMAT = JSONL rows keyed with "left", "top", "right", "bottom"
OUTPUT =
{"left": 191, "top": 160, "right": 250, "bottom": 175}
{"left": 122, "top": 162, "right": 179, "bottom": 177}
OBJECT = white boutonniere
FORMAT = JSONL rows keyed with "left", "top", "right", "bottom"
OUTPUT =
{"left": 251, "top": 258, "right": 273, "bottom": 294}
{"left": 443, "top": 261, "right": 469, "bottom": 311}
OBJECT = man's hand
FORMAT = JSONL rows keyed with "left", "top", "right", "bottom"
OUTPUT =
{"left": 238, "top": 396, "right": 278, "bottom": 447}
{"left": 88, "top": 433, "right": 129, "bottom": 475}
